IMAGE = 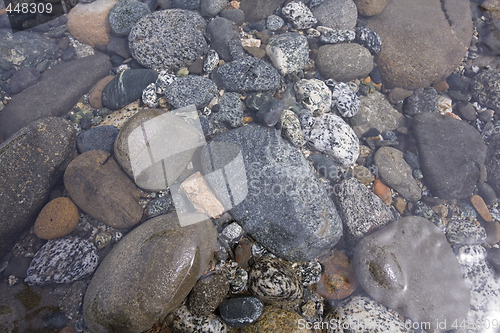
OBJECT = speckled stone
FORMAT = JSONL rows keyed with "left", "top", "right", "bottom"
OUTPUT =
{"left": 281, "top": 1, "right": 317, "bottom": 29}
{"left": 167, "top": 305, "right": 228, "bottom": 332}
{"left": 203, "top": 50, "right": 220, "bottom": 74}
{"left": 324, "top": 296, "right": 414, "bottom": 333}
{"left": 318, "top": 27, "right": 355, "bottom": 44}
{"left": 333, "top": 178, "right": 393, "bottom": 246}
{"left": 294, "top": 79, "right": 331, "bottom": 115}
{"left": 219, "top": 297, "right": 264, "bottom": 328}
{"left": 445, "top": 218, "right": 487, "bottom": 247}
{"left": 188, "top": 274, "right": 230, "bottom": 316}
{"left": 331, "top": 82, "right": 360, "bottom": 118}
{"left": 291, "top": 261, "right": 322, "bottom": 287}
{"left": 314, "top": 250, "right": 358, "bottom": 300}
{"left": 207, "top": 17, "right": 244, "bottom": 62}
{"left": 34, "top": 197, "right": 79, "bottom": 240}
{"left": 249, "top": 257, "right": 303, "bottom": 302}
{"left": 108, "top": 0, "right": 150, "bottom": 36}
{"left": 472, "top": 71, "right": 500, "bottom": 112}
{"left": 403, "top": 87, "right": 438, "bottom": 116}
{"left": 164, "top": 75, "right": 218, "bottom": 109}
{"left": 240, "top": 306, "right": 310, "bottom": 333}
{"left": 25, "top": 236, "right": 98, "bottom": 285}
{"left": 266, "top": 15, "right": 284, "bottom": 31}
{"left": 141, "top": 82, "right": 158, "bottom": 108}
{"left": 311, "top": 0, "right": 357, "bottom": 30}
{"left": 266, "top": 33, "right": 309, "bottom": 75}
{"left": 280, "top": 109, "right": 306, "bottom": 147}
{"left": 355, "top": 26, "right": 382, "bottom": 55}
{"left": 76, "top": 125, "right": 119, "bottom": 154}
{"left": 128, "top": 9, "right": 207, "bottom": 71}
{"left": 210, "top": 92, "right": 244, "bottom": 129}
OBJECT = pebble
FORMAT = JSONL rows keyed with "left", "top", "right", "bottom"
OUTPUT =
{"left": 331, "top": 81, "right": 360, "bottom": 118}
{"left": 164, "top": 75, "right": 218, "bottom": 109}
{"left": 281, "top": 1, "right": 317, "bottom": 30}
{"left": 311, "top": 0, "right": 357, "bottom": 30}
{"left": 403, "top": 87, "right": 438, "bottom": 116}
{"left": 207, "top": 17, "right": 245, "bottom": 62}
{"left": 314, "top": 250, "right": 358, "bottom": 300}
{"left": 280, "top": 109, "right": 306, "bottom": 147}
{"left": 316, "top": 43, "right": 374, "bottom": 82}
{"left": 374, "top": 146, "right": 421, "bottom": 202}
{"left": 484, "top": 221, "right": 500, "bottom": 245}
{"left": 354, "top": 216, "right": 470, "bottom": 330}
{"left": 388, "top": 87, "right": 412, "bottom": 104}
{"left": 291, "top": 261, "right": 322, "bottom": 286}
{"left": 445, "top": 218, "right": 487, "bottom": 247}
{"left": 76, "top": 125, "right": 119, "bottom": 154}
{"left": 210, "top": 92, "right": 244, "bottom": 129}
{"left": 89, "top": 75, "right": 115, "bottom": 109}
{"left": 219, "top": 297, "right": 264, "bottom": 328}
{"left": 220, "top": 8, "right": 246, "bottom": 25}
{"left": 25, "top": 236, "right": 99, "bottom": 285}
{"left": 239, "top": 0, "right": 286, "bottom": 22}
{"left": 240, "top": 306, "right": 309, "bottom": 333}
{"left": 477, "top": 181, "right": 498, "bottom": 206}
{"left": 373, "top": 178, "right": 392, "bottom": 205}
{"left": 266, "top": 32, "right": 309, "bottom": 75}
{"left": 187, "top": 274, "right": 230, "bottom": 316}
{"left": 307, "top": 153, "right": 341, "bottom": 182}
{"left": 318, "top": 27, "right": 355, "bottom": 44}
{"left": 102, "top": 69, "right": 158, "bottom": 110}
{"left": 203, "top": 50, "right": 220, "bottom": 74}
{"left": 108, "top": 0, "right": 151, "bottom": 36}
{"left": 354, "top": 26, "right": 382, "bottom": 55}
{"left": 141, "top": 82, "right": 158, "bottom": 107}
{"left": 266, "top": 15, "right": 284, "bottom": 31}
{"left": 353, "top": 0, "right": 391, "bottom": 16}
{"left": 224, "top": 261, "right": 249, "bottom": 293}
{"left": 294, "top": 79, "right": 331, "bottom": 114}
{"left": 128, "top": 9, "right": 207, "bottom": 71}
{"left": 145, "top": 195, "right": 173, "bottom": 218}
{"left": 34, "top": 197, "right": 79, "bottom": 240}
{"left": 167, "top": 305, "right": 228, "bottom": 333}
{"left": 256, "top": 99, "right": 284, "bottom": 127}
{"left": 471, "top": 194, "right": 494, "bottom": 222}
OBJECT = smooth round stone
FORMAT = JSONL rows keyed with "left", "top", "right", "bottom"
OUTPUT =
{"left": 89, "top": 75, "right": 115, "bottom": 109}
{"left": 34, "top": 197, "right": 79, "bottom": 240}
{"left": 311, "top": 0, "right": 357, "bottom": 30}
{"left": 102, "top": 69, "right": 158, "bottom": 110}
{"left": 313, "top": 250, "right": 358, "bottom": 300}
{"left": 316, "top": 44, "right": 373, "bottom": 82}
{"left": 294, "top": 79, "right": 331, "bottom": 114}
{"left": 266, "top": 32, "right": 309, "bottom": 75}
{"left": 220, "top": 8, "right": 245, "bottom": 25}
{"left": 200, "top": 0, "right": 227, "bottom": 17}
{"left": 266, "top": 15, "right": 284, "bottom": 31}
{"left": 76, "top": 125, "right": 119, "bottom": 154}
{"left": 108, "top": 0, "right": 150, "bottom": 36}
{"left": 353, "top": 0, "right": 390, "bottom": 15}
{"left": 164, "top": 75, "right": 218, "bottom": 109}
{"left": 354, "top": 216, "right": 470, "bottom": 330}
{"left": 240, "top": 306, "right": 309, "bottom": 333}
{"left": 219, "top": 297, "right": 264, "bottom": 328}
{"left": 280, "top": 109, "right": 305, "bottom": 147}
{"left": 187, "top": 274, "right": 230, "bottom": 316}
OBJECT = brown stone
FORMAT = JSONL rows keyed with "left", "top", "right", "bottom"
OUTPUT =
{"left": 471, "top": 194, "right": 493, "bottom": 222}
{"left": 373, "top": 178, "right": 392, "bottom": 205}
{"left": 244, "top": 46, "right": 267, "bottom": 59}
{"left": 483, "top": 221, "right": 500, "bottom": 245}
{"left": 34, "top": 197, "right": 79, "bottom": 240}
{"left": 393, "top": 196, "right": 407, "bottom": 215}
{"left": 353, "top": 0, "right": 391, "bottom": 16}
{"left": 89, "top": 75, "right": 115, "bottom": 109}
{"left": 240, "top": 306, "right": 309, "bottom": 333}
{"left": 234, "top": 238, "right": 253, "bottom": 270}
{"left": 313, "top": 250, "right": 358, "bottom": 300}
{"left": 67, "top": 0, "right": 119, "bottom": 46}
{"left": 63, "top": 150, "right": 143, "bottom": 229}
{"left": 482, "top": 0, "right": 500, "bottom": 20}
{"left": 432, "top": 80, "right": 449, "bottom": 92}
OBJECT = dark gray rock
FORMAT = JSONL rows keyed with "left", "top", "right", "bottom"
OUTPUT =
{"left": 210, "top": 92, "right": 244, "bottom": 128}
{"left": 76, "top": 125, "right": 119, "bottom": 154}
{"left": 187, "top": 274, "right": 230, "bottom": 316}
{"left": 413, "top": 112, "right": 487, "bottom": 199}
{"left": 108, "top": 0, "right": 151, "bottom": 36}
{"left": 486, "top": 133, "right": 500, "bottom": 196}
{"left": 219, "top": 297, "right": 264, "bottom": 328}
{"left": 311, "top": 0, "right": 357, "bottom": 30}
{"left": 212, "top": 57, "right": 281, "bottom": 93}
{"left": 366, "top": 0, "right": 473, "bottom": 89}
{"left": 170, "top": 0, "right": 199, "bottom": 9}
{"left": 316, "top": 44, "right": 373, "bottom": 82}
{"left": 200, "top": 124, "right": 343, "bottom": 261}
{"left": 354, "top": 216, "right": 470, "bottom": 330}
{"left": 164, "top": 75, "right": 217, "bottom": 109}
{"left": 8, "top": 67, "right": 40, "bottom": 94}
{"left": 0, "top": 53, "right": 111, "bottom": 141}
{"left": 307, "top": 153, "right": 341, "bottom": 182}
{"left": 334, "top": 178, "right": 394, "bottom": 247}
{"left": 403, "top": 87, "right": 438, "bottom": 116}
{"left": 128, "top": 9, "right": 207, "bottom": 71}
{"left": 473, "top": 71, "right": 500, "bottom": 112}
{"left": 106, "top": 36, "right": 131, "bottom": 59}
{"left": 83, "top": 213, "right": 218, "bottom": 333}
{"left": 256, "top": 99, "right": 284, "bottom": 127}
{"left": 200, "top": 0, "right": 227, "bottom": 17}
{"left": 457, "top": 102, "right": 477, "bottom": 122}
{"left": 102, "top": 69, "right": 158, "bottom": 110}
{"left": 207, "top": 17, "right": 244, "bottom": 62}
{"left": 220, "top": 8, "right": 245, "bottom": 25}
{"left": 0, "top": 117, "right": 76, "bottom": 259}
{"left": 239, "top": 0, "right": 287, "bottom": 22}
{"left": 477, "top": 181, "right": 497, "bottom": 206}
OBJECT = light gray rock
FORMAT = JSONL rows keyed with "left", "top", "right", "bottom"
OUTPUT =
{"left": 354, "top": 216, "right": 471, "bottom": 330}
{"left": 331, "top": 82, "right": 360, "bottom": 118}
{"left": 164, "top": 75, "right": 218, "bottom": 109}
{"left": 316, "top": 43, "right": 373, "bottom": 82}
{"left": 282, "top": 1, "right": 317, "bottom": 29}
{"left": 266, "top": 32, "right": 309, "bottom": 75}
{"left": 203, "top": 50, "right": 220, "bottom": 74}
{"left": 280, "top": 109, "right": 306, "bottom": 147}
{"left": 311, "top": 0, "right": 357, "bottom": 30}
{"left": 374, "top": 147, "right": 421, "bottom": 202}
{"left": 266, "top": 15, "right": 284, "bottom": 31}
{"left": 317, "top": 26, "right": 355, "bottom": 44}
{"left": 167, "top": 305, "right": 228, "bottom": 332}
{"left": 294, "top": 79, "right": 331, "bottom": 115}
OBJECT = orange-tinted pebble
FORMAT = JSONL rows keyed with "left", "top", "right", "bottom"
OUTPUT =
{"left": 373, "top": 178, "right": 392, "bottom": 205}
{"left": 471, "top": 194, "right": 493, "bottom": 222}
{"left": 34, "top": 197, "right": 79, "bottom": 239}
{"left": 393, "top": 196, "right": 407, "bottom": 214}
{"left": 432, "top": 80, "right": 449, "bottom": 92}
{"left": 242, "top": 116, "right": 254, "bottom": 124}
{"left": 313, "top": 250, "right": 358, "bottom": 300}
{"left": 234, "top": 238, "right": 253, "bottom": 269}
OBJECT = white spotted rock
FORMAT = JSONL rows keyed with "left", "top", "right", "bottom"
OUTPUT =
{"left": 167, "top": 305, "right": 228, "bottom": 333}
{"left": 203, "top": 49, "right": 220, "bottom": 74}
{"left": 317, "top": 26, "right": 356, "bottom": 44}
{"left": 155, "top": 71, "right": 176, "bottom": 95}
{"left": 294, "top": 79, "right": 332, "bottom": 115}
{"left": 142, "top": 82, "right": 158, "bottom": 107}
{"left": 25, "top": 236, "right": 99, "bottom": 285}
{"left": 331, "top": 82, "right": 360, "bottom": 118}
{"left": 282, "top": 1, "right": 317, "bottom": 30}
{"left": 281, "top": 109, "right": 306, "bottom": 147}
{"left": 266, "top": 32, "right": 309, "bottom": 75}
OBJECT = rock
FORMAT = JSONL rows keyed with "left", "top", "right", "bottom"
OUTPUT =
{"left": 170, "top": 0, "right": 199, "bottom": 9}
{"left": 333, "top": 178, "right": 394, "bottom": 246}
{"left": 445, "top": 218, "right": 487, "bottom": 247}
{"left": 0, "top": 54, "right": 111, "bottom": 141}
{"left": 67, "top": 0, "right": 119, "bottom": 46}
{"left": 373, "top": 178, "right": 392, "bottom": 205}
{"left": 353, "top": 0, "right": 390, "bottom": 16}
{"left": 167, "top": 305, "right": 228, "bottom": 332}
{"left": 374, "top": 147, "right": 421, "bottom": 202}
{"left": 266, "top": 15, "right": 284, "bottom": 31}
{"left": 239, "top": 0, "right": 287, "bottom": 22}
{"left": 207, "top": 17, "right": 244, "bottom": 62}
{"left": 201, "top": 124, "right": 343, "bottom": 261}
{"left": 114, "top": 108, "right": 204, "bottom": 191}
{"left": 102, "top": 69, "right": 158, "bottom": 110}
{"left": 25, "top": 236, "right": 98, "bottom": 285}
{"left": 0, "top": 118, "right": 76, "bottom": 259}
{"left": 128, "top": 9, "right": 207, "bottom": 71}
{"left": 200, "top": 0, "right": 226, "bottom": 16}
{"left": 324, "top": 296, "right": 414, "bottom": 333}
{"left": 280, "top": 109, "right": 305, "bottom": 147}
{"left": 317, "top": 27, "right": 354, "bottom": 45}
{"left": 83, "top": 213, "right": 218, "bottom": 333}
{"left": 219, "top": 296, "right": 264, "bottom": 328}
{"left": 256, "top": 99, "right": 284, "bottom": 127}
{"left": 266, "top": 33, "right": 309, "bottom": 75}
{"left": 294, "top": 79, "right": 331, "bottom": 114}
{"left": 331, "top": 82, "right": 360, "bottom": 118}
{"left": 354, "top": 216, "right": 470, "bottom": 330}
{"left": 76, "top": 125, "right": 119, "bottom": 154}
{"left": 248, "top": 257, "right": 303, "bottom": 302}
{"left": 63, "top": 150, "right": 143, "bottom": 229}
{"left": 314, "top": 250, "right": 358, "bottom": 300}
{"left": 240, "top": 306, "right": 309, "bottom": 333}
{"left": 303, "top": 113, "right": 360, "bottom": 167}
{"left": 220, "top": 8, "right": 246, "bottom": 25}
{"left": 203, "top": 50, "right": 220, "bottom": 74}
{"left": 164, "top": 75, "right": 218, "bottom": 109}
{"left": 106, "top": 36, "right": 131, "bottom": 59}
{"left": 89, "top": 75, "right": 115, "bottom": 109}
{"left": 488, "top": 247, "right": 500, "bottom": 273}
{"left": 210, "top": 92, "right": 244, "bottom": 128}
{"left": 482, "top": 0, "right": 500, "bottom": 20}
{"left": 108, "top": 0, "right": 151, "bottom": 36}
{"left": 388, "top": 87, "right": 413, "bottom": 104}
{"left": 473, "top": 71, "right": 500, "bottom": 112}
{"left": 211, "top": 57, "right": 281, "bottom": 93}
{"left": 34, "top": 197, "right": 79, "bottom": 240}
{"left": 187, "top": 274, "right": 230, "bottom": 316}
{"left": 180, "top": 172, "right": 225, "bottom": 218}
{"left": 412, "top": 112, "right": 487, "bottom": 199}
{"left": 403, "top": 87, "right": 438, "bottom": 116}
{"left": 141, "top": 83, "right": 158, "bottom": 107}
{"left": 311, "top": 0, "right": 357, "bottom": 30}
{"left": 9, "top": 67, "right": 40, "bottom": 94}
{"left": 316, "top": 44, "right": 373, "bottom": 82}
{"left": 471, "top": 194, "right": 494, "bottom": 222}
{"left": 366, "top": 0, "right": 473, "bottom": 89}
{"left": 281, "top": 1, "right": 317, "bottom": 30}
{"left": 307, "top": 153, "right": 341, "bottom": 182}
{"left": 477, "top": 181, "right": 497, "bottom": 206}
{"left": 486, "top": 133, "right": 500, "bottom": 196}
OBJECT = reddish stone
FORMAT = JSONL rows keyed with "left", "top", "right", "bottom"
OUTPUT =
{"left": 373, "top": 178, "right": 392, "bottom": 205}
{"left": 471, "top": 194, "right": 493, "bottom": 222}
{"left": 313, "top": 250, "right": 358, "bottom": 300}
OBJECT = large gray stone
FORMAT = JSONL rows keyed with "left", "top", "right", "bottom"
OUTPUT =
{"left": 366, "top": 0, "right": 473, "bottom": 89}
{"left": 0, "top": 117, "right": 76, "bottom": 259}
{"left": 354, "top": 216, "right": 470, "bottom": 330}
{"left": 83, "top": 213, "right": 218, "bottom": 333}
{"left": 0, "top": 53, "right": 111, "bottom": 141}
{"left": 200, "top": 124, "right": 343, "bottom": 261}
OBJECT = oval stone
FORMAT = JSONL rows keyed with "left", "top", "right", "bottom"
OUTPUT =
{"left": 34, "top": 197, "right": 79, "bottom": 240}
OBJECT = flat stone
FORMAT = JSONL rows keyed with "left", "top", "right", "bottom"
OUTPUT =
{"left": 83, "top": 213, "right": 218, "bottom": 333}
{"left": 207, "top": 17, "right": 244, "bottom": 62}
{"left": 102, "top": 69, "right": 158, "bottom": 110}
{"left": 266, "top": 32, "right": 309, "bottom": 75}
{"left": 485, "top": 133, "right": 500, "bottom": 196}
{"left": 63, "top": 150, "right": 143, "bottom": 229}
{"left": 366, "top": 0, "right": 473, "bottom": 89}
{"left": 201, "top": 124, "right": 343, "bottom": 261}
{"left": 239, "top": 0, "right": 287, "bottom": 22}
{"left": 0, "top": 117, "right": 76, "bottom": 259}
{"left": 412, "top": 112, "right": 487, "bottom": 199}
{"left": 0, "top": 53, "right": 111, "bottom": 141}
{"left": 471, "top": 194, "right": 494, "bottom": 222}
{"left": 164, "top": 75, "right": 218, "bottom": 109}
{"left": 219, "top": 296, "right": 264, "bottom": 328}
{"left": 311, "top": 0, "right": 357, "bottom": 30}
{"left": 354, "top": 216, "right": 470, "bottom": 330}
{"left": 34, "top": 197, "right": 79, "bottom": 240}
{"left": 316, "top": 44, "right": 373, "bottom": 82}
